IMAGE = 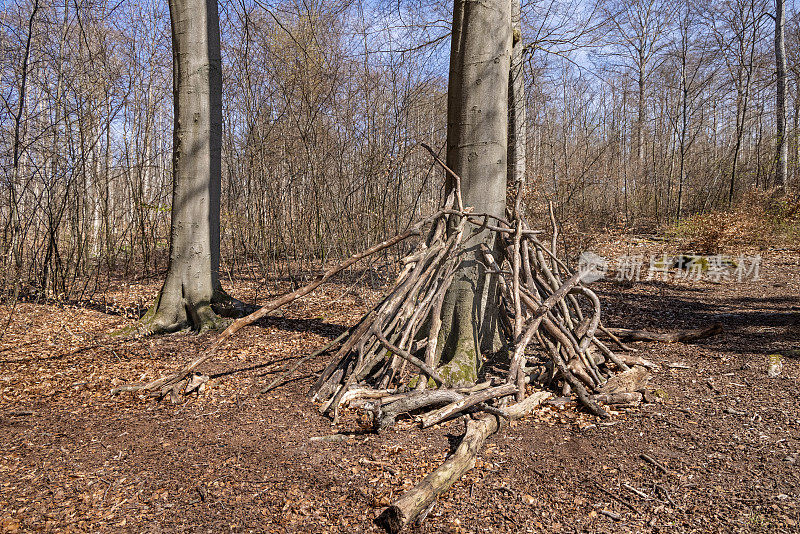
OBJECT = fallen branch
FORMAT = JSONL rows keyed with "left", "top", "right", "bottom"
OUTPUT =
{"left": 375, "top": 391, "right": 551, "bottom": 533}
{"left": 639, "top": 453, "right": 668, "bottom": 474}
{"left": 419, "top": 383, "right": 517, "bottom": 428}
{"left": 598, "top": 509, "right": 622, "bottom": 521}
{"left": 622, "top": 483, "right": 652, "bottom": 500}
{"left": 372, "top": 389, "right": 465, "bottom": 431}
{"left": 593, "top": 392, "right": 643, "bottom": 405}
{"left": 590, "top": 480, "right": 639, "bottom": 513}
{"left": 604, "top": 322, "right": 722, "bottom": 343}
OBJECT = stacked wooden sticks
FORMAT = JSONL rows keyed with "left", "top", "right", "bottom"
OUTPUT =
{"left": 113, "top": 145, "right": 646, "bottom": 427}
{"left": 309, "top": 147, "right": 642, "bottom": 428}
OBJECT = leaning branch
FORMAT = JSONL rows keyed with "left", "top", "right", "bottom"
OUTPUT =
{"left": 111, "top": 213, "right": 440, "bottom": 397}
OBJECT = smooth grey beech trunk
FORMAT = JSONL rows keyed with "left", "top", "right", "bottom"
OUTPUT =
{"left": 435, "top": 0, "right": 512, "bottom": 386}
{"left": 140, "top": 0, "right": 236, "bottom": 333}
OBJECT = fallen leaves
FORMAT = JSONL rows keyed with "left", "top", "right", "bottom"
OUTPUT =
{"left": 1, "top": 249, "right": 799, "bottom": 532}
{"left": 1, "top": 517, "right": 20, "bottom": 534}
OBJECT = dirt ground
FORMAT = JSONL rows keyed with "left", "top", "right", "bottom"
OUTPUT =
{"left": 1, "top": 242, "right": 799, "bottom": 533}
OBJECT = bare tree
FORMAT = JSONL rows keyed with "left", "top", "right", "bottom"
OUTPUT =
{"left": 601, "top": 0, "right": 674, "bottom": 164}
{"left": 774, "top": 0, "right": 787, "bottom": 189}
{"left": 139, "top": 0, "right": 243, "bottom": 333}
{"left": 708, "top": 0, "right": 770, "bottom": 205}
{"left": 788, "top": 10, "right": 800, "bottom": 186}
{"left": 508, "top": 0, "right": 526, "bottom": 187}
{"left": 3, "top": 0, "right": 39, "bottom": 300}
{"left": 667, "top": 0, "right": 714, "bottom": 221}
{"left": 435, "top": 0, "right": 512, "bottom": 385}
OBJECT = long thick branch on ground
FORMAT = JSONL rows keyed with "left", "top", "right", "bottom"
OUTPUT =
{"left": 372, "top": 389, "right": 465, "bottom": 431}
{"left": 419, "top": 383, "right": 516, "bottom": 428}
{"left": 603, "top": 322, "right": 723, "bottom": 343}
{"left": 375, "top": 392, "right": 551, "bottom": 533}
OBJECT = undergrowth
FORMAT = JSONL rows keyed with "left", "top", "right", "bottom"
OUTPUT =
{"left": 665, "top": 191, "right": 800, "bottom": 253}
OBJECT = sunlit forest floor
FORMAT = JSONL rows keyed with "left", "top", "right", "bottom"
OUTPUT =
{"left": 1, "top": 238, "right": 798, "bottom": 533}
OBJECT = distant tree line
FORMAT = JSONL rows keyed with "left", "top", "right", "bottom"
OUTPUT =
{"left": 0, "top": 0, "right": 797, "bottom": 300}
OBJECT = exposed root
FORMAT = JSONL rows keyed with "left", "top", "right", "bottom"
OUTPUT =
{"left": 114, "top": 286, "right": 247, "bottom": 338}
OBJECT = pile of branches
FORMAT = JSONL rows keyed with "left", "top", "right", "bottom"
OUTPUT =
{"left": 311, "top": 156, "right": 650, "bottom": 429}
{"left": 303, "top": 151, "right": 659, "bottom": 532}
{"left": 113, "top": 146, "right": 665, "bottom": 533}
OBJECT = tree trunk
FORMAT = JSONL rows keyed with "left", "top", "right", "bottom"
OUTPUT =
{"left": 435, "top": 0, "right": 512, "bottom": 386}
{"left": 677, "top": 46, "right": 688, "bottom": 223}
{"left": 775, "top": 0, "right": 787, "bottom": 190}
{"left": 794, "top": 74, "right": 799, "bottom": 186}
{"left": 729, "top": 20, "right": 758, "bottom": 207}
{"left": 508, "top": 0, "right": 526, "bottom": 187}
{"left": 637, "top": 68, "right": 646, "bottom": 164}
{"left": 139, "top": 0, "right": 239, "bottom": 333}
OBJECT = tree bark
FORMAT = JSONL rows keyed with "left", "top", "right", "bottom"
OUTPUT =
{"left": 775, "top": 0, "right": 787, "bottom": 190}
{"left": 508, "top": 0, "right": 526, "bottom": 187}
{"left": 436, "top": 0, "right": 512, "bottom": 386}
{"left": 139, "top": 0, "right": 240, "bottom": 333}
{"left": 795, "top": 74, "right": 799, "bottom": 186}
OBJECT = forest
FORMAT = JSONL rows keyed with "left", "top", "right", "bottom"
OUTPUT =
{"left": 1, "top": 0, "right": 799, "bottom": 298}
{"left": 1, "top": 0, "right": 798, "bottom": 532}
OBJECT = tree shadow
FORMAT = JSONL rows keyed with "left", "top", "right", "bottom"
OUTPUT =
{"left": 250, "top": 316, "right": 348, "bottom": 340}
{"left": 593, "top": 281, "right": 800, "bottom": 356}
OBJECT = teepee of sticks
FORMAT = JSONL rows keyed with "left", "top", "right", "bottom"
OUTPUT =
{"left": 111, "top": 146, "right": 657, "bottom": 533}
{"left": 307, "top": 147, "right": 651, "bottom": 429}
{"left": 302, "top": 149, "right": 658, "bottom": 533}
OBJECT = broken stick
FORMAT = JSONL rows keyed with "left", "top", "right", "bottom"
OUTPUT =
{"left": 375, "top": 391, "right": 551, "bottom": 533}
{"left": 604, "top": 322, "right": 722, "bottom": 343}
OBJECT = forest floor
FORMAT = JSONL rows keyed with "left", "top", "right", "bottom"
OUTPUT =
{"left": 1, "top": 238, "right": 799, "bottom": 533}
